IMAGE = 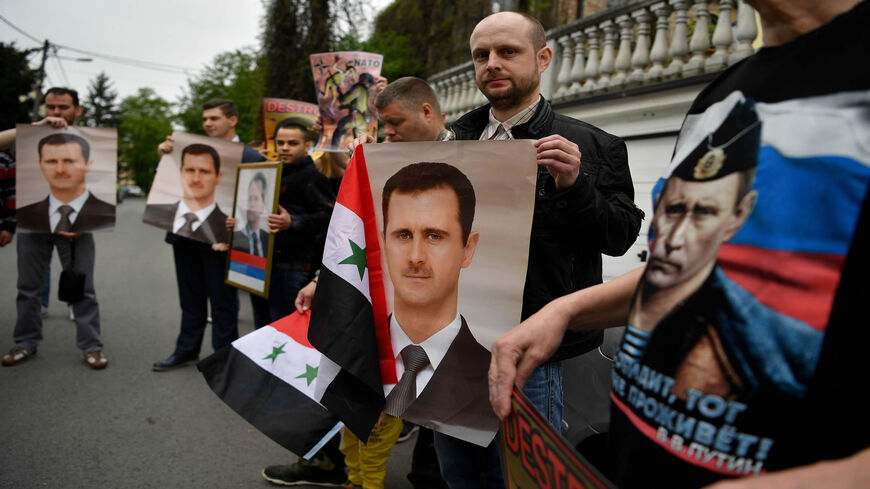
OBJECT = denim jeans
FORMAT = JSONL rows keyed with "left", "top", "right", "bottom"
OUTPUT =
{"left": 434, "top": 432, "right": 504, "bottom": 489}
{"left": 522, "top": 360, "right": 564, "bottom": 431}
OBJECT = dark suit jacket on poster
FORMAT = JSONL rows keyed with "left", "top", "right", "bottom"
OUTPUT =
{"left": 143, "top": 202, "right": 228, "bottom": 244}
{"left": 232, "top": 228, "right": 270, "bottom": 257}
{"left": 16, "top": 192, "right": 115, "bottom": 232}
{"left": 400, "top": 317, "right": 499, "bottom": 446}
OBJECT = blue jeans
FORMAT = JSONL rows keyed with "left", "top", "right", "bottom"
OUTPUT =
{"left": 268, "top": 265, "right": 310, "bottom": 321}
{"left": 434, "top": 432, "right": 504, "bottom": 489}
{"left": 522, "top": 360, "right": 563, "bottom": 430}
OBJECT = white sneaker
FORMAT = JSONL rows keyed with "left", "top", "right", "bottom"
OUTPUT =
{"left": 41, "top": 306, "right": 48, "bottom": 317}
{"left": 68, "top": 305, "right": 75, "bottom": 321}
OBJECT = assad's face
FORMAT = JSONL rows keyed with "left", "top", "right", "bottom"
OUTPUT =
{"left": 39, "top": 142, "right": 92, "bottom": 193}
{"left": 646, "top": 175, "right": 744, "bottom": 290}
{"left": 384, "top": 187, "right": 478, "bottom": 315}
{"left": 247, "top": 179, "right": 265, "bottom": 225}
{"left": 180, "top": 153, "right": 221, "bottom": 203}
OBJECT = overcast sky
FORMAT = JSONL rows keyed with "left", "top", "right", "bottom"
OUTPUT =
{"left": 1, "top": 0, "right": 389, "bottom": 106}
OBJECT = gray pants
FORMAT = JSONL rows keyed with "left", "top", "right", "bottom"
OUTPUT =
{"left": 15, "top": 232, "right": 102, "bottom": 352}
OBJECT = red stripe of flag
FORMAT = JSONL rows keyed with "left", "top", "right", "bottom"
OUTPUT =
{"left": 230, "top": 250, "right": 267, "bottom": 269}
{"left": 718, "top": 243, "right": 845, "bottom": 331}
{"left": 270, "top": 311, "right": 315, "bottom": 349}
{"left": 340, "top": 146, "right": 397, "bottom": 384}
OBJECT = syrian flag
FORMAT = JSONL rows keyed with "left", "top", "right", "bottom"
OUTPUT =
{"left": 198, "top": 311, "right": 344, "bottom": 459}
{"left": 308, "top": 145, "right": 398, "bottom": 442}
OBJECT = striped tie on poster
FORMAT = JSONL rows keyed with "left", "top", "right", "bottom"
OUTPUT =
{"left": 307, "top": 145, "right": 398, "bottom": 442}
{"left": 197, "top": 312, "right": 343, "bottom": 459}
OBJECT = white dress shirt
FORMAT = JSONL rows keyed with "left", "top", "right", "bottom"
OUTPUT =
{"left": 478, "top": 95, "right": 541, "bottom": 140}
{"left": 48, "top": 191, "right": 90, "bottom": 232}
{"left": 172, "top": 200, "right": 216, "bottom": 234}
{"left": 384, "top": 313, "right": 462, "bottom": 398}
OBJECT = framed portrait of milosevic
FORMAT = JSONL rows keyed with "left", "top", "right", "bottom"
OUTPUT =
{"left": 309, "top": 51, "right": 383, "bottom": 152}
{"left": 143, "top": 132, "right": 243, "bottom": 245}
{"left": 225, "top": 162, "right": 282, "bottom": 297}
{"left": 312, "top": 140, "right": 537, "bottom": 448}
{"left": 15, "top": 124, "right": 117, "bottom": 233}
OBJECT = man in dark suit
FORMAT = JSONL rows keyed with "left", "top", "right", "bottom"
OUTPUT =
{"left": 152, "top": 99, "right": 265, "bottom": 371}
{"left": 231, "top": 171, "right": 270, "bottom": 257}
{"left": 380, "top": 162, "right": 497, "bottom": 447}
{"left": 16, "top": 133, "right": 115, "bottom": 233}
{"left": 143, "top": 143, "right": 228, "bottom": 244}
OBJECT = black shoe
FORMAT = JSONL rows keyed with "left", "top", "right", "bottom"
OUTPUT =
{"left": 262, "top": 454, "right": 347, "bottom": 486}
{"left": 152, "top": 353, "right": 198, "bottom": 372}
{"left": 397, "top": 422, "right": 419, "bottom": 443}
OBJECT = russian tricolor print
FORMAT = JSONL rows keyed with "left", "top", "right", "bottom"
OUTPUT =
{"left": 227, "top": 250, "right": 267, "bottom": 293}
{"left": 308, "top": 145, "right": 397, "bottom": 442}
{"left": 198, "top": 312, "right": 343, "bottom": 458}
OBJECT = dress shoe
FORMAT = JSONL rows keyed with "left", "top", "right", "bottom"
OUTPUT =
{"left": 152, "top": 353, "right": 198, "bottom": 372}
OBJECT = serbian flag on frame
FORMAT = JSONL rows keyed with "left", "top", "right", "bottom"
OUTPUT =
{"left": 227, "top": 250, "right": 267, "bottom": 293}
{"left": 197, "top": 311, "right": 344, "bottom": 458}
{"left": 308, "top": 145, "right": 398, "bottom": 442}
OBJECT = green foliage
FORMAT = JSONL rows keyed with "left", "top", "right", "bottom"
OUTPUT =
{"left": 176, "top": 48, "right": 264, "bottom": 142}
{"left": 362, "top": 32, "right": 425, "bottom": 81}
{"left": 118, "top": 88, "right": 173, "bottom": 191}
{"left": 0, "top": 42, "right": 37, "bottom": 129}
{"left": 80, "top": 72, "right": 120, "bottom": 128}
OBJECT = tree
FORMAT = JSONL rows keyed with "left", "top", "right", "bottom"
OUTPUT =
{"left": 80, "top": 72, "right": 120, "bottom": 127}
{"left": 0, "top": 42, "right": 38, "bottom": 130}
{"left": 118, "top": 88, "right": 173, "bottom": 191}
{"left": 176, "top": 48, "right": 264, "bottom": 142}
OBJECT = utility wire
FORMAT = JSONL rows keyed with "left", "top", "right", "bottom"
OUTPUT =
{"left": 0, "top": 13, "right": 42, "bottom": 44}
{"left": 53, "top": 47, "right": 72, "bottom": 86}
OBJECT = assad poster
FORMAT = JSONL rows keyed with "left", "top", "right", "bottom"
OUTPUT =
{"left": 310, "top": 140, "right": 537, "bottom": 447}
{"left": 15, "top": 124, "right": 116, "bottom": 233}
{"left": 261, "top": 98, "right": 320, "bottom": 160}
{"left": 143, "top": 132, "right": 243, "bottom": 245}
{"left": 309, "top": 51, "right": 382, "bottom": 152}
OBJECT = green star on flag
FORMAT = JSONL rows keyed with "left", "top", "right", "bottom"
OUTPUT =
{"left": 296, "top": 364, "right": 319, "bottom": 386}
{"left": 263, "top": 343, "right": 287, "bottom": 364}
{"left": 339, "top": 239, "right": 367, "bottom": 280}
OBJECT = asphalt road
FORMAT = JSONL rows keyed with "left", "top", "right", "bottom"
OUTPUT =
{"left": 0, "top": 198, "right": 414, "bottom": 489}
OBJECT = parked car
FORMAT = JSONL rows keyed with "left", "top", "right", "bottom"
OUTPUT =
{"left": 121, "top": 184, "right": 144, "bottom": 198}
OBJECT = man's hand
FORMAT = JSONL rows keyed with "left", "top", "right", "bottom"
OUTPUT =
{"left": 374, "top": 75, "right": 388, "bottom": 94}
{"left": 212, "top": 242, "right": 229, "bottom": 252}
{"left": 535, "top": 134, "right": 581, "bottom": 190}
{"left": 346, "top": 133, "right": 376, "bottom": 155}
{"left": 267, "top": 205, "right": 292, "bottom": 233}
{"left": 0, "top": 230, "right": 13, "bottom": 247}
{"left": 157, "top": 135, "right": 174, "bottom": 157}
{"left": 225, "top": 216, "right": 236, "bottom": 233}
{"left": 33, "top": 116, "right": 68, "bottom": 129}
{"left": 313, "top": 115, "right": 323, "bottom": 135}
{"left": 489, "top": 299, "right": 571, "bottom": 419}
{"left": 295, "top": 280, "right": 317, "bottom": 313}
{"left": 57, "top": 231, "right": 82, "bottom": 240}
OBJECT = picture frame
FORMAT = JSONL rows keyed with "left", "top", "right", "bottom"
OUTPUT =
{"left": 225, "top": 162, "right": 282, "bottom": 297}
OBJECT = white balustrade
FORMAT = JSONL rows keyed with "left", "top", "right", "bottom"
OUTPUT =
{"left": 628, "top": 8, "right": 652, "bottom": 86}
{"left": 706, "top": 0, "right": 734, "bottom": 72}
{"left": 646, "top": 2, "right": 671, "bottom": 82}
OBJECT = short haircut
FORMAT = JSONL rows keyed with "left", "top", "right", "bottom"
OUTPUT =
{"left": 273, "top": 118, "right": 314, "bottom": 143}
{"left": 382, "top": 162, "right": 476, "bottom": 245}
{"left": 38, "top": 133, "right": 90, "bottom": 161}
{"left": 181, "top": 143, "right": 221, "bottom": 173}
{"left": 45, "top": 87, "right": 80, "bottom": 107}
{"left": 375, "top": 77, "right": 442, "bottom": 117}
{"left": 247, "top": 139, "right": 265, "bottom": 148}
{"left": 249, "top": 172, "right": 268, "bottom": 201}
{"left": 202, "top": 98, "right": 238, "bottom": 118}
{"left": 520, "top": 13, "right": 547, "bottom": 50}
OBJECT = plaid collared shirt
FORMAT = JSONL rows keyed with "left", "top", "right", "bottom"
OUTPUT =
{"left": 479, "top": 96, "right": 541, "bottom": 140}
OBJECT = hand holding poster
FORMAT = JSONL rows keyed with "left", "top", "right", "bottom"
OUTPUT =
{"left": 309, "top": 51, "right": 383, "bottom": 152}
{"left": 261, "top": 98, "right": 320, "bottom": 161}
{"left": 15, "top": 124, "right": 116, "bottom": 233}
{"left": 143, "top": 132, "right": 243, "bottom": 245}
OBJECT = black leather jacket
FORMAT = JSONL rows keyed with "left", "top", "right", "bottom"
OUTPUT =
{"left": 452, "top": 96, "right": 643, "bottom": 360}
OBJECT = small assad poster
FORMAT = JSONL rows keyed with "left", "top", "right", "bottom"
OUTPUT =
{"left": 309, "top": 51, "right": 383, "bottom": 152}
{"left": 261, "top": 98, "right": 320, "bottom": 161}
{"left": 143, "top": 132, "right": 243, "bottom": 245}
{"left": 15, "top": 124, "right": 117, "bottom": 233}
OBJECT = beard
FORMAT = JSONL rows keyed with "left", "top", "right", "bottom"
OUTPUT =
{"left": 480, "top": 70, "right": 540, "bottom": 111}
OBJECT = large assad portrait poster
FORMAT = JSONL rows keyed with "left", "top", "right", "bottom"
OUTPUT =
{"left": 225, "top": 162, "right": 282, "bottom": 297}
{"left": 15, "top": 124, "right": 117, "bottom": 233}
{"left": 261, "top": 98, "right": 320, "bottom": 161}
{"left": 316, "top": 140, "right": 537, "bottom": 447}
{"left": 142, "top": 132, "right": 243, "bottom": 245}
{"left": 309, "top": 51, "right": 383, "bottom": 152}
